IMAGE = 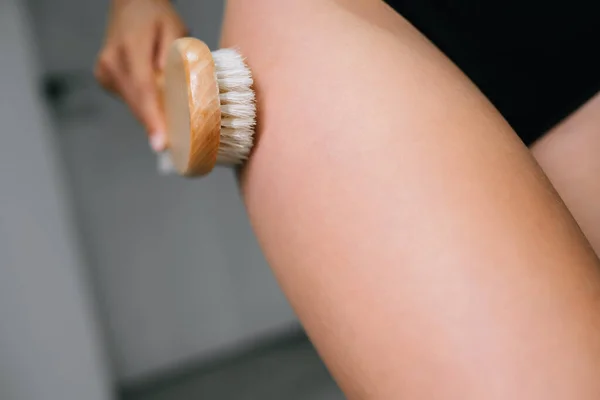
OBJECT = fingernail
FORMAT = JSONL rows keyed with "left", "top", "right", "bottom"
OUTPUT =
{"left": 150, "top": 133, "right": 166, "bottom": 152}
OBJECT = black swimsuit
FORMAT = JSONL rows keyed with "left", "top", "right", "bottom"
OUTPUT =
{"left": 385, "top": 0, "right": 600, "bottom": 146}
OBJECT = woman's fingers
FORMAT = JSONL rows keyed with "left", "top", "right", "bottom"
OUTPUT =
{"left": 94, "top": 0, "right": 187, "bottom": 151}
{"left": 156, "top": 23, "right": 187, "bottom": 71}
{"left": 94, "top": 48, "right": 120, "bottom": 95}
{"left": 127, "top": 28, "right": 167, "bottom": 151}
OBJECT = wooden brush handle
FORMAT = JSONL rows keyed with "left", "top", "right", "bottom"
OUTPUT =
{"left": 161, "top": 38, "right": 221, "bottom": 177}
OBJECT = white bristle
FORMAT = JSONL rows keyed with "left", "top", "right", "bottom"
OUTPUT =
{"left": 212, "top": 48, "right": 256, "bottom": 164}
{"left": 157, "top": 47, "right": 256, "bottom": 175}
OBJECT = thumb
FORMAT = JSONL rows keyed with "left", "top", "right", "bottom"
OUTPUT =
{"left": 135, "top": 83, "right": 167, "bottom": 152}
{"left": 127, "top": 32, "right": 168, "bottom": 152}
{"left": 144, "top": 96, "right": 168, "bottom": 153}
{"left": 127, "top": 60, "right": 167, "bottom": 152}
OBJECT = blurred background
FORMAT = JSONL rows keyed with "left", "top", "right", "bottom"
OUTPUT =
{"left": 0, "top": 0, "right": 344, "bottom": 398}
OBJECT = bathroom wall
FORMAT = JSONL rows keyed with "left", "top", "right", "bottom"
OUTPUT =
{"left": 24, "top": 0, "right": 297, "bottom": 382}
{"left": 0, "top": 1, "right": 113, "bottom": 398}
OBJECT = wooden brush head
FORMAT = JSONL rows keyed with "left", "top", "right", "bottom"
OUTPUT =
{"left": 164, "top": 38, "right": 221, "bottom": 177}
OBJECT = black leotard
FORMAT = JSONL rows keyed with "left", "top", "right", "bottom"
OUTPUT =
{"left": 386, "top": 0, "right": 600, "bottom": 145}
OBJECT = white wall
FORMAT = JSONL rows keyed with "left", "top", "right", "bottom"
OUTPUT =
{"left": 0, "top": 1, "right": 113, "bottom": 399}
{"left": 25, "top": 0, "right": 297, "bottom": 382}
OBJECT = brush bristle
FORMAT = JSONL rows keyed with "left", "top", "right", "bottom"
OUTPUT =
{"left": 212, "top": 48, "right": 256, "bottom": 164}
{"left": 156, "top": 47, "right": 256, "bottom": 176}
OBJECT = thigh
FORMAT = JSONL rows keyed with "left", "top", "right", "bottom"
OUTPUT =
{"left": 219, "top": 1, "right": 600, "bottom": 398}
{"left": 532, "top": 92, "right": 600, "bottom": 255}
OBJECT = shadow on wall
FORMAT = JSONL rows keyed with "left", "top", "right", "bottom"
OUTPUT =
{"left": 0, "top": 1, "right": 113, "bottom": 399}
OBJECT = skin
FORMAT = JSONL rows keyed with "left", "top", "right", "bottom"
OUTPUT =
{"left": 531, "top": 93, "right": 600, "bottom": 255}
{"left": 220, "top": 0, "right": 600, "bottom": 398}
{"left": 97, "top": 0, "right": 600, "bottom": 398}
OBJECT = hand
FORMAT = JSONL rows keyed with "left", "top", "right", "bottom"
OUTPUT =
{"left": 94, "top": 0, "right": 188, "bottom": 152}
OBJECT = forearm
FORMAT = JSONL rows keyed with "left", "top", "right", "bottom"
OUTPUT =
{"left": 222, "top": 0, "right": 600, "bottom": 398}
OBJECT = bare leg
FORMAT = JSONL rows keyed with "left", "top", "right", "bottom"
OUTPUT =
{"left": 221, "top": 1, "right": 600, "bottom": 398}
{"left": 532, "top": 92, "right": 600, "bottom": 254}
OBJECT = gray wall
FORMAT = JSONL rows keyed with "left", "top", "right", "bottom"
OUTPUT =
{"left": 25, "top": 0, "right": 297, "bottom": 382}
{"left": 0, "top": 1, "right": 113, "bottom": 399}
